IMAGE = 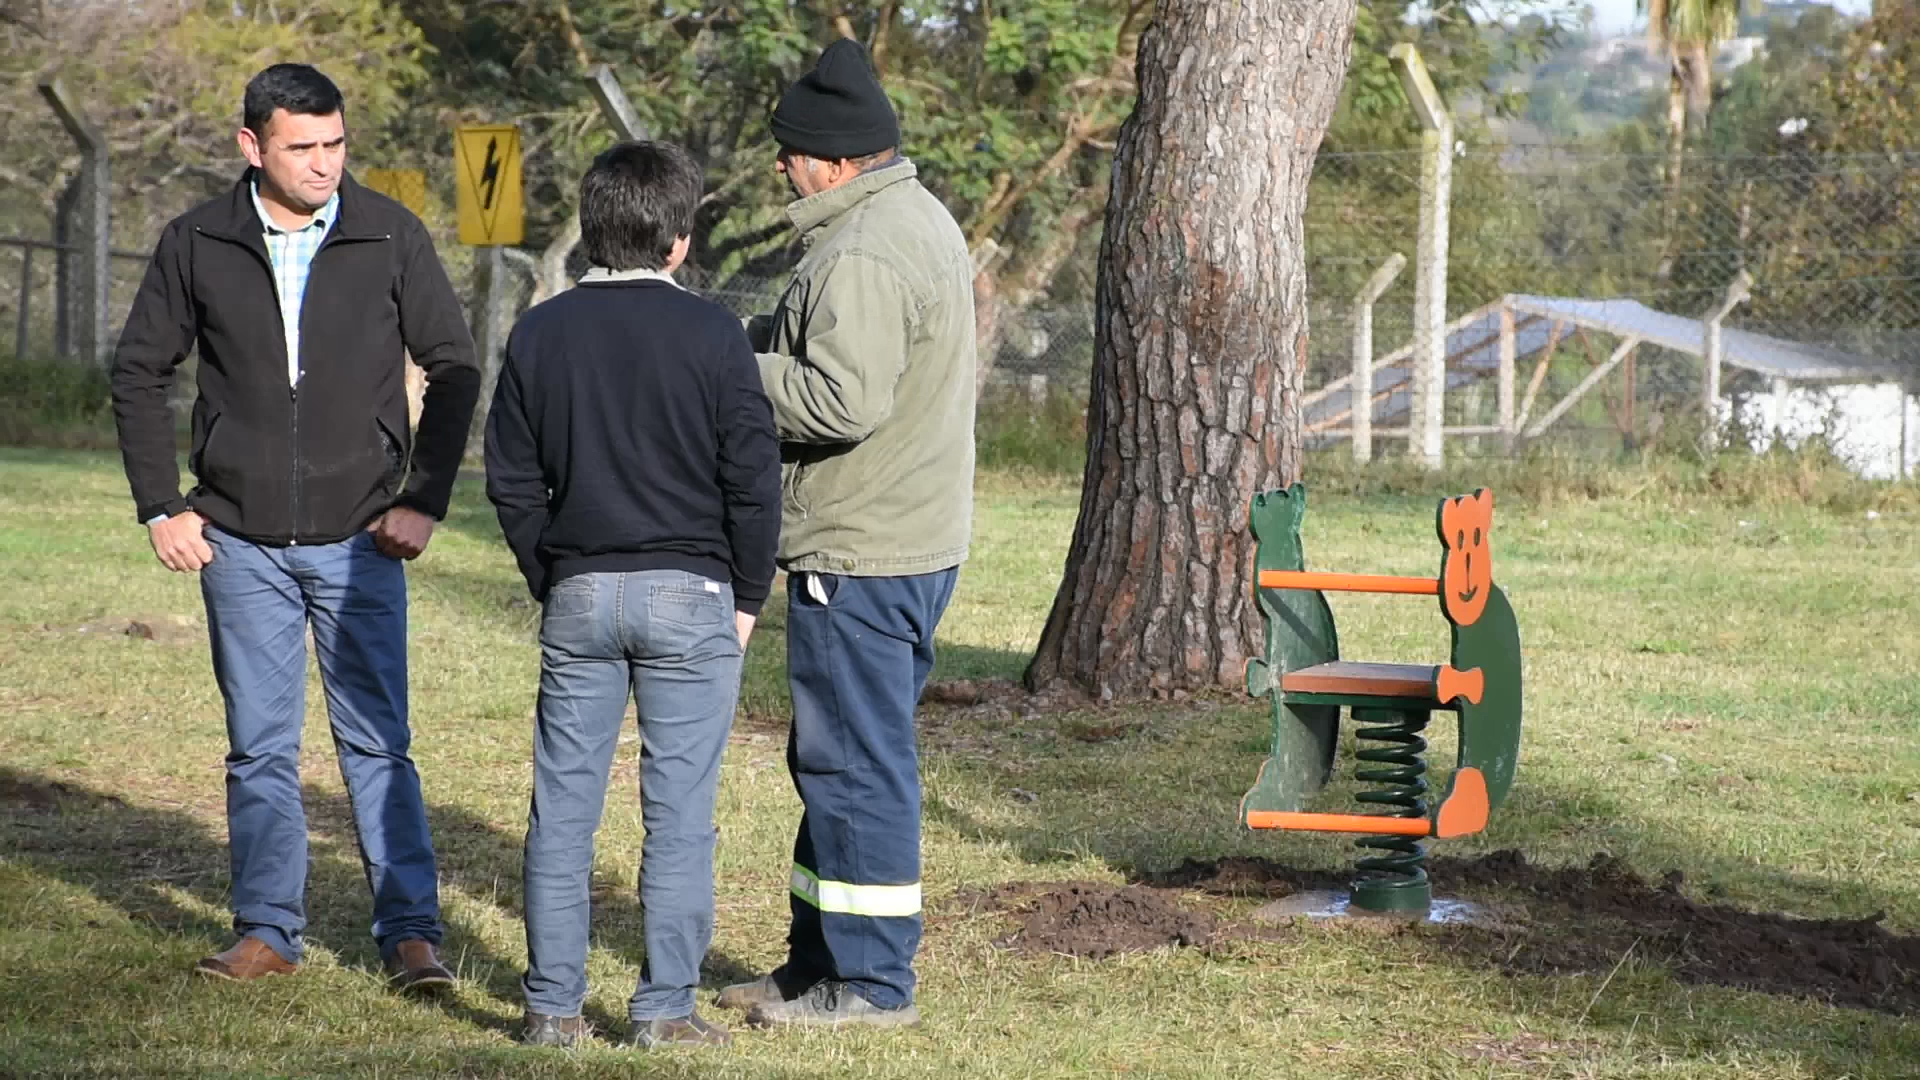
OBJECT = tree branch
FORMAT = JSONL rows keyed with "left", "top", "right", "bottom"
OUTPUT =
{"left": 701, "top": 218, "right": 792, "bottom": 265}
{"left": 1116, "top": 0, "right": 1151, "bottom": 55}
{"left": 870, "top": 1, "right": 898, "bottom": 74}
{"left": 967, "top": 113, "right": 1110, "bottom": 246}
{"left": 1007, "top": 183, "right": 1103, "bottom": 308}
{"left": 968, "top": 172, "right": 1014, "bottom": 244}
{"left": 555, "top": 0, "right": 593, "bottom": 70}
{"left": 536, "top": 212, "right": 582, "bottom": 302}
{"left": 698, "top": 148, "right": 772, "bottom": 208}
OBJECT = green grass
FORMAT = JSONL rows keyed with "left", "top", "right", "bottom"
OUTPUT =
{"left": 3, "top": 447, "right": 1919, "bottom": 1077}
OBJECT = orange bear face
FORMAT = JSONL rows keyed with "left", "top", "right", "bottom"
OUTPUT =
{"left": 1438, "top": 489, "right": 1493, "bottom": 627}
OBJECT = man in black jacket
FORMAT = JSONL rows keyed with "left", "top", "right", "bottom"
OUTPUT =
{"left": 109, "top": 63, "right": 478, "bottom": 990}
{"left": 484, "top": 140, "right": 779, "bottom": 1050}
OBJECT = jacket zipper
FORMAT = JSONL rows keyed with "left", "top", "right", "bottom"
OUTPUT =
{"left": 289, "top": 381, "right": 300, "bottom": 546}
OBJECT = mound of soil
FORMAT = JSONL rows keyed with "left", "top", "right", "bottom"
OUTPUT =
{"left": 957, "top": 882, "right": 1217, "bottom": 959}
{"left": 958, "top": 850, "right": 1920, "bottom": 1015}
{"left": 1142, "top": 855, "right": 1349, "bottom": 897}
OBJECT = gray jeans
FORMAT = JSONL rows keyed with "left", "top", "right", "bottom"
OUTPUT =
{"left": 520, "top": 569, "right": 742, "bottom": 1021}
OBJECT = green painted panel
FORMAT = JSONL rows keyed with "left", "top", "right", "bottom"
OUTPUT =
{"left": 1431, "top": 489, "right": 1524, "bottom": 814}
{"left": 1447, "top": 584, "right": 1523, "bottom": 811}
{"left": 1241, "top": 483, "right": 1340, "bottom": 817}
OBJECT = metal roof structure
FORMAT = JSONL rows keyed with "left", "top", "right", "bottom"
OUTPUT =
{"left": 1305, "top": 293, "right": 1904, "bottom": 437}
{"left": 1507, "top": 295, "right": 1900, "bottom": 383}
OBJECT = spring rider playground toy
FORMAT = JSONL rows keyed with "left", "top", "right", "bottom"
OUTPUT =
{"left": 1240, "top": 484, "right": 1522, "bottom": 918}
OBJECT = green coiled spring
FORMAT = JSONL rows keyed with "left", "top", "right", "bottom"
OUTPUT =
{"left": 1350, "top": 708, "right": 1432, "bottom": 913}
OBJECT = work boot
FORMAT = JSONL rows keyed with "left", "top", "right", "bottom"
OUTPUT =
{"left": 624, "top": 1012, "right": 732, "bottom": 1049}
{"left": 745, "top": 980, "right": 920, "bottom": 1029}
{"left": 192, "top": 937, "right": 298, "bottom": 982}
{"left": 715, "top": 970, "right": 811, "bottom": 1012}
{"left": 521, "top": 1011, "right": 590, "bottom": 1048}
{"left": 383, "top": 938, "right": 455, "bottom": 994}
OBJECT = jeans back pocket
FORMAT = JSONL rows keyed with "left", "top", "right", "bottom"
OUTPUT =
{"left": 648, "top": 583, "right": 727, "bottom": 631}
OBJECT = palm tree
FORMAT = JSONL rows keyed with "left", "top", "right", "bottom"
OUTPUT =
{"left": 1638, "top": 0, "right": 1750, "bottom": 280}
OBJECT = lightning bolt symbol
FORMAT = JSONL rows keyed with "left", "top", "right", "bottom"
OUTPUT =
{"left": 479, "top": 137, "right": 501, "bottom": 211}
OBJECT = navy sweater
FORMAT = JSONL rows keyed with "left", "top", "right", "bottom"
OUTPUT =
{"left": 483, "top": 276, "right": 780, "bottom": 614}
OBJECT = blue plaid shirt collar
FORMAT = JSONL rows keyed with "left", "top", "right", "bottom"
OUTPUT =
{"left": 247, "top": 180, "right": 337, "bottom": 237}
{"left": 249, "top": 182, "right": 339, "bottom": 237}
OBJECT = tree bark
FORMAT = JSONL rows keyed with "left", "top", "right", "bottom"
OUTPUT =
{"left": 1023, "top": 0, "right": 1358, "bottom": 700}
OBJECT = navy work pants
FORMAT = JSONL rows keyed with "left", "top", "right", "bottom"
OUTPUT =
{"left": 775, "top": 568, "right": 956, "bottom": 1010}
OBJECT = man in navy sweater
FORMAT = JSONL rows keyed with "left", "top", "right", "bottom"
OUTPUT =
{"left": 483, "top": 140, "right": 780, "bottom": 1050}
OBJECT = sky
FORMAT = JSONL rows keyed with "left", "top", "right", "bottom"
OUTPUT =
{"left": 1565, "top": 0, "right": 1874, "bottom": 35}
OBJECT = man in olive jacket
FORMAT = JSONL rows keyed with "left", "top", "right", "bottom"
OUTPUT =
{"left": 717, "top": 39, "right": 975, "bottom": 1030}
{"left": 109, "top": 64, "right": 478, "bottom": 991}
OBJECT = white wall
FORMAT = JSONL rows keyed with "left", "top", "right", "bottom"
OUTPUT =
{"left": 1728, "top": 381, "right": 1917, "bottom": 480}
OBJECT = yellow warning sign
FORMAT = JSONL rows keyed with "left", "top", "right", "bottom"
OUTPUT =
{"left": 454, "top": 125, "right": 524, "bottom": 246}
{"left": 360, "top": 168, "right": 427, "bottom": 218}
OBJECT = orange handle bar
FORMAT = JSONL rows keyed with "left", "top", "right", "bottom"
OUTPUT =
{"left": 1256, "top": 571, "right": 1439, "bottom": 596}
{"left": 1245, "top": 811, "right": 1431, "bottom": 836}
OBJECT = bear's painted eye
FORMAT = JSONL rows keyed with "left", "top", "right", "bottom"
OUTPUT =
{"left": 1473, "top": 528, "right": 1481, "bottom": 546}
{"left": 1457, "top": 529, "right": 1466, "bottom": 548}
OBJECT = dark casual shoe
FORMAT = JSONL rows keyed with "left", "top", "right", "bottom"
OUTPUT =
{"left": 625, "top": 1012, "right": 732, "bottom": 1049}
{"left": 192, "top": 937, "right": 297, "bottom": 982}
{"left": 745, "top": 980, "right": 920, "bottom": 1029}
{"left": 521, "top": 1011, "right": 590, "bottom": 1048}
{"left": 716, "top": 973, "right": 797, "bottom": 1012}
{"left": 383, "top": 938, "right": 455, "bottom": 993}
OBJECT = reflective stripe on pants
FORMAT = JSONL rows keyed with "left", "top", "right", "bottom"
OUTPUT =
{"left": 790, "top": 865, "right": 923, "bottom": 918}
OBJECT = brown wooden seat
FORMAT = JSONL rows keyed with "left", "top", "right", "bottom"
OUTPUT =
{"left": 1280, "top": 661, "right": 1437, "bottom": 699}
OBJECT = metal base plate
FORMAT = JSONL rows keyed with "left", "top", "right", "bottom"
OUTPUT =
{"left": 1252, "top": 889, "right": 1495, "bottom": 926}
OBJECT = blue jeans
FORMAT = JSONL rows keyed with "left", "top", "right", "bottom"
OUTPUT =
{"left": 521, "top": 570, "right": 743, "bottom": 1021}
{"left": 198, "top": 527, "right": 443, "bottom": 965}
{"left": 776, "top": 569, "right": 957, "bottom": 1010}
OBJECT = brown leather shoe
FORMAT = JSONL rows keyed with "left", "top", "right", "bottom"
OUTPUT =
{"left": 193, "top": 937, "right": 297, "bottom": 981}
{"left": 384, "top": 938, "right": 455, "bottom": 993}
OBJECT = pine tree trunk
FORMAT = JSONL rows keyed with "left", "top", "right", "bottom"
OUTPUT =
{"left": 1023, "top": 0, "right": 1358, "bottom": 700}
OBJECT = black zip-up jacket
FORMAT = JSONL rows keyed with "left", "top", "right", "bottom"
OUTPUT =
{"left": 110, "top": 170, "right": 479, "bottom": 544}
{"left": 483, "top": 275, "right": 781, "bottom": 613}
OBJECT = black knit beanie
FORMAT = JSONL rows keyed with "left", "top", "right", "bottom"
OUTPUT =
{"left": 770, "top": 39, "right": 900, "bottom": 160}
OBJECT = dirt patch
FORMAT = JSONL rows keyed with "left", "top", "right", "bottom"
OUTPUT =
{"left": 919, "top": 677, "right": 1095, "bottom": 713}
{"left": 954, "top": 881, "right": 1217, "bottom": 959}
{"left": 1143, "top": 855, "right": 1351, "bottom": 897}
{"left": 1430, "top": 850, "right": 1920, "bottom": 1015}
{"left": 50, "top": 614, "right": 202, "bottom": 645}
{"left": 955, "top": 850, "right": 1920, "bottom": 1015}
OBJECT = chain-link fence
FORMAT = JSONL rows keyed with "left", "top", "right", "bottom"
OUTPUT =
{"left": 1, "top": 237, "right": 150, "bottom": 368}
{"left": 992, "top": 144, "right": 1920, "bottom": 468}
{"left": 1440, "top": 146, "right": 1918, "bottom": 445}
{"left": 4, "top": 141, "right": 1916, "bottom": 471}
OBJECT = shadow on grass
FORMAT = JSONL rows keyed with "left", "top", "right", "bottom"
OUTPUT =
{"left": 922, "top": 751, "right": 1920, "bottom": 1080}
{"left": 911, "top": 690, "right": 1918, "bottom": 951}
{"left": 913, "top": 715, "right": 1920, "bottom": 1076}
{"left": 0, "top": 765, "right": 760, "bottom": 1043}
